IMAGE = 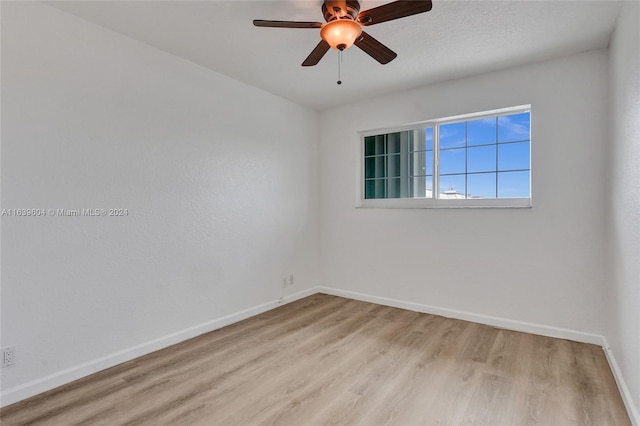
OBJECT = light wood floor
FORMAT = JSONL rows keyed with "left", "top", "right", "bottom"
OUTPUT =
{"left": 0, "top": 294, "right": 630, "bottom": 425}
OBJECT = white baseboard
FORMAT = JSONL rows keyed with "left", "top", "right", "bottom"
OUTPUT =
{"left": 318, "top": 287, "right": 606, "bottom": 345}
{"left": 0, "top": 287, "right": 318, "bottom": 408}
{"left": 602, "top": 341, "right": 640, "bottom": 425}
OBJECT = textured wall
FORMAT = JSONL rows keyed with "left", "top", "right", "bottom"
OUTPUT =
{"left": 1, "top": 2, "right": 319, "bottom": 398}
{"left": 319, "top": 50, "right": 610, "bottom": 335}
{"left": 607, "top": 0, "right": 640, "bottom": 418}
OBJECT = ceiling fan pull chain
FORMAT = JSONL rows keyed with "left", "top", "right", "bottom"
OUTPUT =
{"left": 337, "top": 50, "right": 342, "bottom": 85}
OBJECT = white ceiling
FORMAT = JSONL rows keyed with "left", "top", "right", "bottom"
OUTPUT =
{"left": 47, "top": 0, "right": 622, "bottom": 111}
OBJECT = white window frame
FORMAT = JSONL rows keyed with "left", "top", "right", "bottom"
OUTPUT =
{"left": 357, "top": 105, "right": 532, "bottom": 209}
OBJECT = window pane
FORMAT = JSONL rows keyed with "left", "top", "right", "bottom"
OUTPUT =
{"left": 467, "top": 117, "right": 496, "bottom": 146}
{"left": 364, "top": 180, "right": 374, "bottom": 199}
{"left": 467, "top": 173, "right": 497, "bottom": 198}
{"left": 409, "top": 151, "right": 433, "bottom": 176}
{"left": 388, "top": 178, "right": 401, "bottom": 198}
{"left": 364, "top": 157, "right": 375, "bottom": 178}
{"left": 410, "top": 175, "right": 432, "bottom": 198}
{"left": 498, "top": 112, "right": 530, "bottom": 143}
{"left": 364, "top": 136, "right": 377, "bottom": 156}
{"left": 425, "top": 127, "right": 433, "bottom": 150}
{"left": 388, "top": 154, "right": 401, "bottom": 177}
{"left": 375, "top": 156, "right": 386, "bottom": 177}
{"left": 440, "top": 122, "right": 466, "bottom": 149}
{"left": 498, "top": 171, "right": 530, "bottom": 198}
{"left": 498, "top": 141, "right": 530, "bottom": 171}
{"left": 439, "top": 148, "right": 465, "bottom": 175}
{"left": 409, "top": 128, "right": 433, "bottom": 151}
{"left": 365, "top": 179, "right": 387, "bottom": 199}
{"left": 467, "top": 145, "right": 496, "bottom": 173}
{"left": 375, "top": 137, "right": 386, "bottom": 155}
{"left": 439, "top": 174, "right": 466, "bottom": 198}
{"left": 388, "top": 133, "right": 402, "bottom": 154}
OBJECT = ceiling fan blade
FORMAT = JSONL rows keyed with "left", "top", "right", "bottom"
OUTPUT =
{"left": 354, "top": 31, "right": 397, "bottom": 64}
{"left": 357, "top": 0, "right": 432, "bottom": 26}
{"left": 302, "top": 40, "right": 331, "bottom": 66}
{"left": 253, "top": 20, "right": 323, "bottom": 29}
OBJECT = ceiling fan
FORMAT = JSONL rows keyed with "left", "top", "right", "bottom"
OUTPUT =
{"left": 253, "top": 0, "right": 433, "bottom": 67}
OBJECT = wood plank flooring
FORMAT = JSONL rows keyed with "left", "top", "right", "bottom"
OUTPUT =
{"left": 0, "top": 294, "right": 630, "bottom": 425}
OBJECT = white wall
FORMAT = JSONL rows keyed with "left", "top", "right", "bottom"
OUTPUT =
{"left": 607, "top": 0, "right": 640, "bottom": 419}
{"left": 319, "top": 50, "right": 610, "bottom": 336}
{"left": 0, "top": 2, "right": 319, "bottom": 403}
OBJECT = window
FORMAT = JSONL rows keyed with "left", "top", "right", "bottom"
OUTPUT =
{"left": 359, "top": 106, "right": 531, "bottom": 208}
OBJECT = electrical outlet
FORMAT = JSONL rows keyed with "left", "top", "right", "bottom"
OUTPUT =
{"left": 282, "top": 277, "right": 288, "bottom": 288}
{"left": 277, "top": 297, "right": 284, "bottom": 304}
{"left": 2, "top": 346, "right": 16, "bottom": 368}
{"left": 289, "top": 274, "right": 294, "bottom": 286}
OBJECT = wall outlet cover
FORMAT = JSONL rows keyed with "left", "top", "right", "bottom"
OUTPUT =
{"left": 2, "top": 346, "right": 16, "bottom": 368}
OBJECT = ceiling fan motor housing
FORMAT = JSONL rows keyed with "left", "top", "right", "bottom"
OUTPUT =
{"left": 322, "top": 1, "right": 361, "bottom": 22}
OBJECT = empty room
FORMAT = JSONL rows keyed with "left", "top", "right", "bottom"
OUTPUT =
{"left": 1, "top": 0, "right": 638, "bottom": 424}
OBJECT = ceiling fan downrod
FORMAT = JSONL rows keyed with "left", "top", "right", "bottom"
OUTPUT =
{"left": 337, "top": 50, "right": 343, "bottom": 85}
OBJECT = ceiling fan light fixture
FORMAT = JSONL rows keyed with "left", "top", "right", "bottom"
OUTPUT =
{"left": 320, "top": 19, "right": 362, "bottom": 50}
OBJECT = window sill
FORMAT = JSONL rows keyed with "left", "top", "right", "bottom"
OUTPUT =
{"left": 357, "top": 198, "right": 532, "bottom": 209}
